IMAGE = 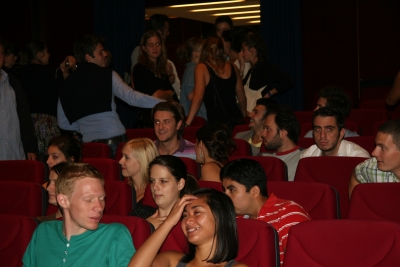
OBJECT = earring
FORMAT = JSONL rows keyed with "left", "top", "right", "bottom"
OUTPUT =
{"left": 200, "top": 151, "right": 203, "bottom": 158}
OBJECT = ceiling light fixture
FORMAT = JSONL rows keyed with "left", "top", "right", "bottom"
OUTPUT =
{"left": 191, "top": 4, "right": 260, "bottom": 12}
{"left": 212, "top": 10, "right": 260, "bottom": 16}
{"left": 232, "top": 15, "right": 260, "bottom": 20}
{"left": 248, "top": 20, "right": 261, "bottom": 23}
{"left": 169, "top": 0, "right": 245, "bottom": 8}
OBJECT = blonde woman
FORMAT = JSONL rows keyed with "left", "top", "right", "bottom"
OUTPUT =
{"left": 119, "top": 138, "right": 158, "bottom": 203}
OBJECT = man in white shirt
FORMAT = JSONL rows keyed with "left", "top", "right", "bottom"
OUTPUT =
{"left": 301, "top": 107, "right": 370, "bottom": 158}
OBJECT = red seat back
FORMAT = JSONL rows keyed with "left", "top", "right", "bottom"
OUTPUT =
{"left": 82, "top": 142, "right": 111, "bottom": 158}
{"left": 114, "top": 142, "right": 125, "bottom": 161}
{"left": 268, "top": 181, "right": 339, "bottom": 220}
{"left": 297, "top": 137, "right": 315, "bottom": 150}
{"left": 0, "top": 214, "right": 38, "bottom": 266}
{"left": 198, "top": 180, "right": 223, "bottom": 192}
{"left": 142, "top": 183, "right": 157, "bottom": 208}
{"left": 159, "top": 222, "right": 188, "bottom": 253}
{"left": 231, "top": 139, "right": 252, "bottom": 157}
{"left": 348, "top": 109, "right": 388, "bottom": 136}
{"left": 125, "top": 128, "right": 157, "bottom": 141}
{"left": 236, "top": 218, "right": 279, "bottom": 267}
{"left": 0, "top": 181, "right": 47, "bottom": 217}
{"left": 178, "top": 157, "right": 200, "bottom": 179}
{"left": 229, "top": 156, "right": 287, "bottom": 182}
{"left": 0, "top": 160, "right": 47, "bottom": 184}
{"left": 345, "top": 136, "right": 376, "bottom": 154}
{"left": 182, "top": 126, "right": 201, "bottom": 143}
{"left": 82, "top": 158, "right": 121, "bottom": 181}
{"left": 294, "top": 157, "right": 367, "bottom": 218}
{"left": 189, "top": 116, "right": 206, "bottom": 127}
{"left": 348, "top": 183, "right": 400, "bottom": 223}
{"left": 101, "top": 214, "right": 152, "bottom": 249}
{"left": 104, "top": 181, "right": 135, "bottom": 215}
{"left": 294, "top": 111, "right": 313, "bottom": 125}
{"left": 232, "top": 124, "right": 250, "bottom": 138}
{"left": 284, "top": 220, "right": 400, "bottom": 267}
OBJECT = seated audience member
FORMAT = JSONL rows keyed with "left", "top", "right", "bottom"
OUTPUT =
{"left": 119, "top": 138, "right": 158, "bottom": 203}
{"left": 58, "top": 35, "right": 163, "bottom": 159}
{"left": 46, "top": 134, "right": 82, "bottom": 168}
{"left": 221, "top": 158, "right": 310, "bottom": 266}
{"left": 0, "top": 40, "right": 37, "bottom": 160}
{"left": 215, "top": 15, "right": 233, "bottom": 37}
{"left": 386, "top": 71, "right": 400, "bottom": 110}
{"left": 128, "top": 188, "right": 249, "bottom": 267}
{"left": 36, "top": 162, "right": 71, "bottom": 222}
{"left": 23, "top": 163, "right": 135, "bottom": 266}
{"left": 196, "top": 123, "right": 236, "bottom": 182}
{"left": 349, "top": 120, "right": 400, "bottom": 197}
{"left": 301, "top": 107, "right": 370, "bottom": 158}
{"left": 3, "top": 42, "right": 22, "bottom": 75}
{"left": 305, "top": 86, "right": 359, "bottom": 138}
{"left": 153, "top": 101, "right": 196, "bottom": 160}
{"left": 260, "top": 104, "right": 302, "bottom": 181}
{"left": 129, "top": 155, "right": 198, "bottom": 229}
{"left": 235, "top": 98, "right": 276, "bottom": 155}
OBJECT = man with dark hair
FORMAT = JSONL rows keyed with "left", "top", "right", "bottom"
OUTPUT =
{"left": 301, "top": 107, "right": 369, "bottom": 158}
{"left": 221, "top": 158, "right": 310, "bottom": 266}
{"left": 152, "top": 101, "right": 195, "bottom": 159}
{"left": 22, "top": 163, "right": 135, "bottom": 266}
{"left": 349, "top": 120, "right": 400, "bottom": 196}
{"left": 260, "top": 104, "right": 302, "bottom": 181}
{"left": 58, "top": 35, "right": 163, "bottom": 158}
{"left": 235, "top": 98, "right": 276, "bottom": 155}
{"left": 215, "top": 15, "right": 233, "bottom": 37}
{"left": 130, "top": 14, "right": 180, "bottom": 97}
{"left": 305, "top": 86, "right": 359, "bottom": 137}
{"left": 0, "top": 40, "right": 37, "bottom": 160}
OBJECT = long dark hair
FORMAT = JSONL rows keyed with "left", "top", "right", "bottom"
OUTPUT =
{"left": 180, "top": 188, "right": 239, "bottom": 263}
{"left": 138, "top": 30, "right": 168, "bottom": 76}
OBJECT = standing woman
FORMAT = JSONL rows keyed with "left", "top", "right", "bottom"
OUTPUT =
{"left": 241, "top": 33, "right": 295, "bottom": 112}
{"left": 185, "top": 36, "right": 246, "bottom": 129}
{"left": 17, "top": 40, "right": 61, "bottom": 159}
{"left": 132, "top": 30, "right": 178, "bottom": 127}
{"left": 177, "top": 37, "right": 207, "bottom": 120}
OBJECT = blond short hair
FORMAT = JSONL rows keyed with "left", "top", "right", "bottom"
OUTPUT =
{"left": 123, "top": 138, "right": 158, "bottom": 189}
{"left": 56, "top": 163, "right": 104, "bottom": 198}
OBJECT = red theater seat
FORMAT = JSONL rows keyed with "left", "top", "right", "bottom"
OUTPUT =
{"left": 0, "top": 160, "right": 47, "bottom": 184}
{"left": 231, "top": 139, "right": 252, "bottom": 157}
{"left": 82, "top": 158, "right": 121, "bottom": 181}
{"left": 104, "top": 181, "right": 135, "bottom": 216}
{"left": 159, "top": 223, "right": 188, "bottom": 253}
{"left": 0, "top": 214, "right": 38, "bottom": 266}
{"left": 82, "top": 142, "right": 111, "bottom": 158}
{"left": 0, "top": 181, "right": 47, "bottom": 217}
{"left": 178, "top": 157, "right": 200, "bottom": 179}
{"left": 198, "top": 180, "right": 223, "bottom": 192}
{"left": 268, "top": 181, "right": 339, "bottom": 220}
{"left": 101, "top": 214, "right": 152, "bottom": 249}
{"left": 348, "top": 109, "right": 388, "bottom": 136}
{"left": 236, "top": 218, "right": 279, "bottom": 267}
{"left": 125, "top": 128, "right": 157, "bottom": 141}
{"left": 283, "top": 220, "right": 400, "bottom": 267}
{"left": 232, "top": 124, "right": 250, "bottom": 139}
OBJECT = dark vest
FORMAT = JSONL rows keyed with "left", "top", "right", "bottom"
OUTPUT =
{"left": 60, "top": 62, "right": 112, "bottom": 124}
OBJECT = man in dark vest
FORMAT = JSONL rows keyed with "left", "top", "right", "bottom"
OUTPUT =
{"left": 58, "top": 35, "right": 163, "bottom": 157}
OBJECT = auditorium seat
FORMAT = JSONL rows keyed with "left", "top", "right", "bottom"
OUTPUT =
{"left": 268, "top": 181, "right": 340, "bottom": 220}
{"left": 189, "top": 116, "right": 206, "bottom": 127}
{"left": 236, "top": 218, "right": 279, "bottom": 267}
{"left": 231, "top": 139, "right": 253, "bottom": 157}
{"left": 283, "top": 220, "right": 400, "bottom": 267}
{"left": 231, "top": 124, "right": 250, "bottom": 139}
{"left": 198, "top": 180, "right": 223, "bottom": 192}
{"left": 142, "top": 184, "right": 156, "bottom": 208}
{"left": 348, "top": 183, "right": 400, "bottom": 223}
{"left": 82, "top": 158, "right": 122, "bottom": 181}
{"left": 229, "top": 156, "right": 287, "bottom": 182}
{"left": 178, "top": 157, "right": 200, "bottom": 179}
{"left": 82, "top": 142, "right": 111, "bottom": 158}
{"left": 0, "top": 160, "right": 47, "bottom": 184}
{"left": 0, "top": 214, "right": 38, "bottom": 266}
{"left": 182, "top": 126, "right": 201, "bottom": 143}
{"left": 294, "top": 157, "right": 368, "bottom": 218}
{"left": 345, "top": 136, "right": 376, "bottom": 154}
{"left": 125, "top": 128, "right": 157, "bottom": 141}
{"left": 348, "top": 109, "right": 388, "bottom": 136}
{"left": 294, "top": 111, "right": 313, "bottom": 125}
{"left": 114, "top": 142, "right": 125, "bottom": 161}
{"left": 101, "top": 214, "right": 152, "bottom": 249}
{"left": 104, "top": 181, "right": 135, "bottom": 216}
{"left": 0, "top": 180, "right": 47, "bottom": 217}
{"left": 297, "top": 137, "right": 315, "bottom": 150}
{"left": 159, "top": 223, "right": 188, "bottom": 253}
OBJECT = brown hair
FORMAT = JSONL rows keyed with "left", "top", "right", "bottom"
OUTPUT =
{"left": 200, "top": 36, "right": 226, "bottom": 72}
{"left": 138, "top": 30, "right": 168, "bottom": 76}
{"left": 177, "top": 37, "right": 205, "bottom": 62}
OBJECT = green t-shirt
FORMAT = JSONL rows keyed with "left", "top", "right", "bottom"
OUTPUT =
{"left": 22, "top": 220, "right": 135, "bottom": 267}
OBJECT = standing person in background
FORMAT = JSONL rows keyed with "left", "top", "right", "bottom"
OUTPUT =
{"left": 215, "top": 15, "right": 233, "bottom": 37}
{"left": 242, "top": 33, "right": 295, "bottom": 113}
{"left": 185, "top": 37, "right": 247, "bottom": 129}
{"left": 132, "top": 30, "right": 178, "bottom": 127}
{"left": 177, "top": 37, "right": 207, "bottom": 120}
{"left": 0, "top": 39, "right": 37, "bottom": 160}
{"left": 16, "top": 40, "right": 62, "bottom": 159}
{"left": 2, "top": 43, "right": 22, "bottom": 75}
{"left": 130, "top": 14, "right": 180, "bottom": 98}
{"left": 221, "top": 29, "right": 251, "bottom": 79}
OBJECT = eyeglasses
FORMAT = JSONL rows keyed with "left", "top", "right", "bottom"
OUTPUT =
{"left": 146, "top": 43, "right": 161, "bottom": 48}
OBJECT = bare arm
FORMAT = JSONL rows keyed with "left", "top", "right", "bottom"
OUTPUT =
{"left": 185, "top": 63, "right": 208, "bottom": 126}
{"left": 233, "top": 64, "right": 247, "bottom": 117}
{"left": 386, "top": 71, "right": 400, "bottom": 106}
{"left": 349, "top": 169, "right": 360, "bottom": 199}
{"left": 128, "top": 196, "right": 196, "bottom": 267}
{"left": 153, "top": 89, "right": 174, "bottom": 100}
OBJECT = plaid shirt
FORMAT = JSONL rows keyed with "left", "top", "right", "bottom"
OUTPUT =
{"left": 355, "top": 157, "right": 399, "bottom": 183}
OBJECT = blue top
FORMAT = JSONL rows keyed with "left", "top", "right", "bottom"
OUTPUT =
{"left": 58, "top": 70, "right": 163, "bottom": 142}
{"left": 180, "top": 62, "right": 207, "bottom": 120}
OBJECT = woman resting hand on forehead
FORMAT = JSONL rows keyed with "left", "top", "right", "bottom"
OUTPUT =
{"left": 128, "top": 188, "right": 249, "bottom": 267}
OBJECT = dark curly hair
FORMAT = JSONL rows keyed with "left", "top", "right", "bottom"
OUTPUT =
{"left": 196, "top": 123, "right": 236, "bottom": 163}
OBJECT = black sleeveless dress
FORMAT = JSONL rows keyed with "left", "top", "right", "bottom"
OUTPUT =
{"left": 176, "top": 259, "right": 238, "bottom": 267}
